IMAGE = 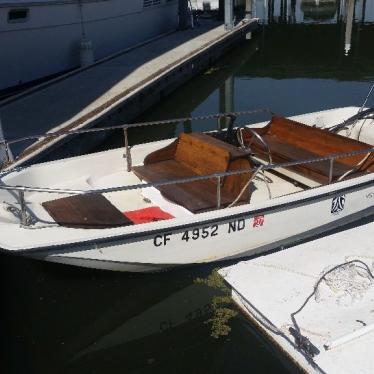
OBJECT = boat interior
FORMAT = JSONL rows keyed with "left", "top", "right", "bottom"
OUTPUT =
{"left": 2, "top": 112, "right": 374, "bottom": 230}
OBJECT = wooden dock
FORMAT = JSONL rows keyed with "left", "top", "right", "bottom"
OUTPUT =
{"left": 219, "top": 221, "right": 374, "bottom": 373}
{"left": 0, "top": 19, "right": 258, "bottom": 167}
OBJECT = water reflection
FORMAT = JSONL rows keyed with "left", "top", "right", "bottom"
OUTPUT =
{"left": 344, "top": 0, "right": 355, "bottom": 54}
{"left": 254, "top": 0, "right": 372, "bottom": 24}
{"left": 2, "top": 255, "right": 290, "bottom": 373}
{"left": 302, "top": 1, "right": 338, "bottom": 21}
{"left": 74, "top": 283, "right": 217, "bottom": 359}
{"left": 134, "top": 1, "right": 374, "bottom": 135}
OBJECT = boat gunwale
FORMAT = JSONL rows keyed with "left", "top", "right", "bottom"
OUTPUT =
{"left": 2, "top": 173, "right": 373, "bottom": 254}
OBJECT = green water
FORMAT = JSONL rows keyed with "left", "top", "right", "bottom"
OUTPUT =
{"left": 2, "top": 1, "right": 374, "bottom": 373}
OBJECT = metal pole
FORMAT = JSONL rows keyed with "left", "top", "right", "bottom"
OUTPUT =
{"left": 224, "top": 0, "right": 234, "bottom": 30}
{"left": 217, "top": 115, "right": 222, "bottom": 131}
{"left": 361, "top": 0, "right": 367, "bottom": 24}
{"left": 328, "top": 158, "right": 335, "bottom": 184}
{"left": 216, "top": 176, "right": 221, "bottom": 209}
{"left": 179, "top": 0, "right": 190, "bottom": 29}
{"left": 4, "top": 141, "right": 13, "bottom": 165}
{"left": 344, "top": 0, "right": 355, "bottom": 56}
{"left": 183, "top": 118, "right": 192, "bottom": 133}
{"left": 245, "top": 0, "right": 252, "bottom": 19}
{"left": 248, "top": 179, "right": 252, "bottom": 202}
{"left": 0, "top": 141, "right": 11, "bottom": 169}
{"left": 123, "top": 128, "right": 132, "bottom": 172}
{"left": 18, "top": 190, "right": 28, "bottom": 226}
{"left": 219, "top": 76, "right": 234, "bottom": 127}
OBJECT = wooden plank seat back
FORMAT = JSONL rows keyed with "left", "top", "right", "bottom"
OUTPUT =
{"left": 133, "top": 133, "right": 253, "bottom": 213}
{"left": 174, "top": 133, "right": 252, "bottom": 197}
{"left": 175, "top": 133, "right": 229, "bottom": 177}
{"left": 244, "top": 115, "right": 374, "bottom": 183}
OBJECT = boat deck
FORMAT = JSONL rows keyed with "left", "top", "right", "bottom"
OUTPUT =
{"left": 219, "top": 222, "right": 374, "bottom": 374}
{"left": 8, "top": 162, "right": 303, "bottom": 228}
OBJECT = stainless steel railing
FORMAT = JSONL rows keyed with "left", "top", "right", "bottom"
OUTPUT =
{"left": 0, "top": 108, "right": 272, "bottom": 170}
{"left": 1, "top": 146, "right": 373, "bottom": 227}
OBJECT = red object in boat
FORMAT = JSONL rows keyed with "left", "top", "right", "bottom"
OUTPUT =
{"left": 124, "top": 207, "right": 174, "bottom": 224}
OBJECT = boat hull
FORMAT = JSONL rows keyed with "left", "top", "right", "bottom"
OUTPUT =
{"left": 24, "top": 175, "right": 374, "bottom": 272}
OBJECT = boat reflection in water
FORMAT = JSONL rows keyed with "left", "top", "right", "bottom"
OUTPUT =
{"left": 62, "top": 272, "right": 290, "bottom": 373}
{"left": 1, "top": 254, "right": 290, "bottom": 372}
{"left": 72, "top": 282, "right": 218, "bottom": 360}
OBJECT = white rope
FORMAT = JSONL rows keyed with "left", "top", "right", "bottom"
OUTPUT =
{"left": 359, "top": 83, "right": 374, "bottom": 113}
{"left": 337, "top": 152, "right": 371, "bottom": 181}
{"left": 227, "top": 166, "right": 264, "bottom": 208}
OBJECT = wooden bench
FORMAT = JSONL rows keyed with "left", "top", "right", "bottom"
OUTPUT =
{"left": 133, "top": 132, "right": 253, "bottom": 213}
{"left": 244, "top": 115, "right": 374, "bottom": 184}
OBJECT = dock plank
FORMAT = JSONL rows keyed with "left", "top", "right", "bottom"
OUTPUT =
{"left": 0, "top": 19, "right": 258, "bottom": 164}
{"left": 219, "top": 222, "right": 374, "bottom": 374}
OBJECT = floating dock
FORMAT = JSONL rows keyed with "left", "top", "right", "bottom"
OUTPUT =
{"left": 219, "top": 222, "right": 374, "bottom": 374}
{"left": 0, "top": 19, "right": 257, "bottom": 166}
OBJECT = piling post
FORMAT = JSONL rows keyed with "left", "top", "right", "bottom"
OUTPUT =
{"left": 179, "top": 0, "right": 190, "bottom": 30}
{"left": 219, "top": 76, "right": 234, "bottom": 127}
{"left": 245, "top": 0, "right": 253, "bottom": 20}
{"left": 224, "top": 0, "right": 234, "bottom": 30}
{"left": 344, "top": 0, "right": 355, "bottom": 55}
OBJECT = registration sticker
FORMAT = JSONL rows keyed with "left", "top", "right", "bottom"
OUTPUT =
{"left": 253, "top": 215, "right": 265, "bottom": 228}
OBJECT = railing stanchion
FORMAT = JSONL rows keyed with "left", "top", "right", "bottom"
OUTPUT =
{"left": 18, "top": 190, "right": 28, "bottom": 227}
{"left": 5, "top": 141, "right": 11, "bottom": 164}
{"left": 248, "top": 180, "right": 252, "bottom": 203}
{"left": 217, "top": 115, "right": 222, "bottom": 131}
{"left": 216, "top": 176, "right": 221, "bottom": 209}
{"left": 328, "top": 158, "right": 334, "bottom": 184}
{"left": 123, "top": 128, "right": 132, "bottom": 172}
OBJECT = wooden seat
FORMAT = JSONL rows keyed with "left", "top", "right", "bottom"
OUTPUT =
{"left": 133, "top": 133, "right": 253, "bottom": 213}
{"left": 244, "top": 115, "right": 374, "bottom": 184}
{"left": 43, "top": 194, "right": 133, "bottom": 229}
{"left": 134, "top": 160, "right": 237, "bottom": 212}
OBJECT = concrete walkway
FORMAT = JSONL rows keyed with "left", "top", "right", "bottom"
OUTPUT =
{"left": 0, "top": 19, "right": 257, "bottom": 163}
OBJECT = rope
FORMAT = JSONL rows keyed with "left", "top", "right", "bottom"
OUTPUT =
{"left": 329, "top": 108, "right": 374, "bottom": 133}
{"left": 330, "top": 81, "right": 374, "bottom": 134}
{"left": 3, "top": 201, "right": 36, "bottom": 226}
{"left": 336, "top": 152, "right": 371, "bottom": 182}
{"left": 359, "top": 83, "right": 374, "bottom": 113}
{"left": 289, "top": 260, "right": 374, "bottom": 356}
{"left": 227, "top": 166, "right": 264, "bottom": 208}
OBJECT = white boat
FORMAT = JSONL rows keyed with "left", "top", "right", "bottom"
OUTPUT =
{"left": 0, "top": 0, "right": 179, "bottom": 92}
{"left": 0, "top": 106, "right": 373, "bottom": 272}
